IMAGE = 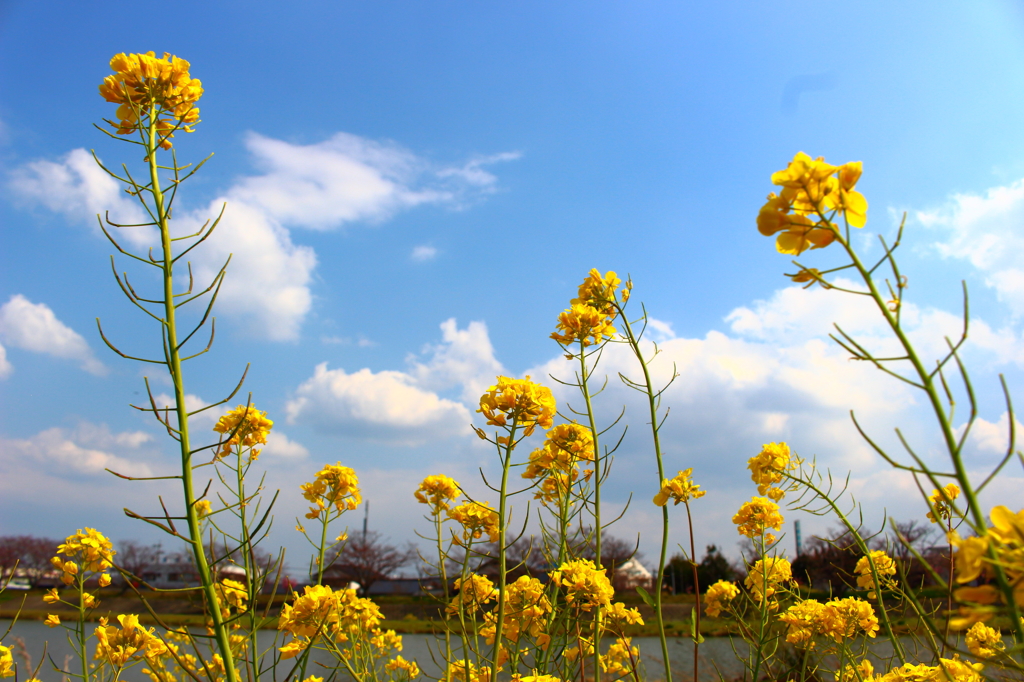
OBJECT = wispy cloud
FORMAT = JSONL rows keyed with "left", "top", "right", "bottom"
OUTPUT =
{"left": 411, "top": 245, "right": 438, "bottom": 262}
{"left": 11, "top": 133, "right": 520, "bottom": 341}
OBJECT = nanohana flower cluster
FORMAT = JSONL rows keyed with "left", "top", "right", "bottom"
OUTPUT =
{"left": 550, "top": 269, "right": 628, "bottom": 349}
{"left": 653, "top": 468, "right": 705, "bottom": 507}
{"left": 757, "top": 152, "right": 867, "bottom": 256}
{"left": 476, "top": 376, "right": 556, "bottom": 439}
{"left": 99, "top": 52, "right": 203, "bottom": 149}
{"left": 746, "top": 442, "right": 796, "bottom": 501}
{"left": 300, "top": 463, "right": 362, "bottom": 519}
{"left": 213, "top": 404, "right": 274, "bottom": 460}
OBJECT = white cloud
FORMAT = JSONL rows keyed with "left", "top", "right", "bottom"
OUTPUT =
{"left": 12, "top": 134, "right": 518, "bottom": 341}
{"left": 262, "top": 431, "right": 309, "bottom": 460}
{"left": 0, "top": 343, "right": 11, "bottom": 379}
{"left": 287, "top": 319, "right": 499, "bottom": 443}
{"left": 959, "top": 412, "right": 1024, "bottom": 456}
{"left": 410, "top": 318, "right": 504, "bottom": 403}
{"left": 286, "top": 363, "right": 473, "bottom": 445}
{"left": 411, "top": 245, "right": 438, "bottom": 262}
{"left": 917, "top": 179, "right": 1024, "bottom": 315}
{"left": 0, "top": 295, "right": 106, "bottom": 375}
{"left": 0, "top": 425, "right": 154, "bottom": 478}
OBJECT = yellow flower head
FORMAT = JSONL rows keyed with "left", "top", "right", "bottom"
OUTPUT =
{"left": 522, "top": 422, "right": 594, "bottom": 500}
{"left": 278, "top": 584, "right": 341, "bottom": 640}
{"left": 817, "top": 597, "right": 879, "bottom": 643}
{"left": 57, "top": 528, "right": 116, "bottom": 573}
{"left": 747, "top": 442, "right": 796, "bottom": 501}
{"left": 98, "top": 52, "right": 203, "bottom": 148}
{"left": 574, "top": 269, "right": 623, "bottom": 311}
{"left": 965, "top": 621, "right": 1004, "bottom": 658}
{"left": 745, "top": 557, "right": 792, "bottom": 605}
{"left": 93, "top": 614, "right": 167, "bottom": 668}
{"left": 551, "top": 303, "right": 617, "bottom": 348}
{"left": 550, "top": 558, "right": 614, "bottom": 611}
{"left": 477, "top": 376, "right": 556, "bottom": 438}
{"left": 779, "top": 598, "right": 826, "bottom": 646}
{"left": 43, "top": 588, "right": 60, "bottom": 604}
{"left": 447, "top": 500, "right": 500, "bottom": 544}
{"left": 733, "top": 497, "right": 784, "bottom": 545}
{"left": 447, "top": 660, "right": 493, "bottom": 682}
{"left": 447, "top": 574, "right": 498, "bottom": 616}
{"left": 855, "top": 551, "right": 898, "bottom": 599}
{"left": 195, "top": 500, "right": 213, "bottom": 519}
{"left": 480, "top": 575, "right": 551, "bottom": 644}
{"left": 0, "top": 644, "right": 13, "bottom": 678}
{"left": 653, "top": 468, "right": 706, "bottom": 506}
{"left": 758, "top": 152, "right": 868, "bottom": 255}
{"left": 300, "top": 463, "right": 362, "bottom": 519}
{"left": 704, "top": 580, "right": 740, "bottom": 618}
{"left": 385, "top": 656, "right": 421, "bottom": 680}
{"left": 414, "top": 474, "right": 461, "bottom": 514}
{"left": 45, "top": 613, "right": 61, "bottom": 628}
{"left": 926, "top": 483, "right": 960, "bottom": 524}
{"left": 213, "top": 405, "right": 273, "bottom": 460}
{"left": 836, "top": 661, "right": 875, "bottom": 682}
{"left": 600, "top": 638, "right": 639, "bottom": 677}
{"left": 215, "top": 579, "right": 248, "bottom": 615}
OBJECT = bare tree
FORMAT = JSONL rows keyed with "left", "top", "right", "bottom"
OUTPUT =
{"left": 321, "top": 531, "right": 415, "bottom": 593}
{"left": 0, "top": 536, "right": 60, "bottom": 587}
{"left": 115, "top": 540, "right": 163, "bottom": 592}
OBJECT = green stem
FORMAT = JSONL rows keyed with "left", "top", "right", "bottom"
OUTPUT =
{"left": 146, "top": 110, "right": 239, "bottom": 682}
{"left": 491, "top": 422, "right": 518, "bottom": 682}
{"left": 616, "top": 311, "right": 672, "bottom": 682}
{"left": 577, "top": 349, "right": 605, "bottom": 682}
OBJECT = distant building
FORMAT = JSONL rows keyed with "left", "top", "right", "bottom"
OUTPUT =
{"left": 613, "top": 557, "right": 653, "bottom": 590}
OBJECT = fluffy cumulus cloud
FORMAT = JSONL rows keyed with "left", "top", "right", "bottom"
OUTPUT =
{"left": 11, "top": 133, "right": 518, "bottom": 341}
{"left": 918, "top": 179, "right": 1024, "bottom": 316}
{"left": 287, "top": 318, "right": 501, "bottom": 443}
{"left": 0, "top": 343, "right": 11, "bottom": 379}
{"left": 0, "top": 294, "right": 106, "bottom": 374}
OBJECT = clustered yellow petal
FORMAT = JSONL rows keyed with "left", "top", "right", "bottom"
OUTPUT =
{"left": 744, "top": 557, "right": 792, "bottom": 606}
{"left": 522, "top": 422, "right": 595, "bottom": 504}
{"left": 446, "top": 660, "right": 494, "bottom": 682}
{"left": 0, "top": 645, "right": 13, "bottom": 678}
{"left": 446, "top": 501, "right": 500, "bottom": 545}
{"left": 732, "top": 497, "right": 784, "bottom": 545}
{"left": 549, "top": 558, "right": 614, "bottom": 611}
{"left": 926, "top": 483, "right": 960, "bottom": 524}
{"left": 94, "top": 614, "right": 168, "bottom": 668}
{"left": 758, "top": 152, "right": 868, "bottom": 256}
{"left": 965, "top": 621, "right": 1004, "bottom": 658}
{"left": 301, "top": 463, "right": 362, "bottom": 519}
{"left": 213, "top": 405, "right": 273, "bottom": 460}
{"left": 599, "top": 637, "right": 639, "bottom": 677}
{"left": 747, "top": 442, "right": 796, "bottom": 501}
{"left": 277, "top": 584, "right": 393, "bottom": 659}
{"left": 476, "top": 376, "right": 556, "bottom": 438}
{"left": 704, "top": 580, "right": 740, "bottom": 618}
{"left": 872, "top": 657, "right": 983, "bottom": 682}
{"left": 480, "top": 575, "right": 552, "bottom": 644}
{"left": 385, "top": 656, "right": 421, "bottom": 679}
{"left": 414, "top": 474, "right": 462, "bottom": 514}
{"left": 779, "top": 597, "right": 878, "bottom": 647}
{"left": 855, "top": 551, "right": 898, "bottom": 599}
{"left": 56, "top": 528, "right": 116, "bottom": 573}
{"left": 447, "top": 574, "right": 498, "bottom": 616}
{"left": 653, "top": 468, "right": 706, "bottom": 506}
{"left": 949, "top": 505, "right": 1024, "bottom": 613}
{"left": 551, "top": 303, "right": 617, "bottom": 348}
{"left": 98, "top": 52, "right": 203, "bottom": 149}
{"left": 44, "top": 613, "right": 61, "bottom": 628}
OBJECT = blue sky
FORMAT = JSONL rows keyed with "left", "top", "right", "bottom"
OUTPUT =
{"left": 2, "top": 1, "right": 1024, "bottom": 576}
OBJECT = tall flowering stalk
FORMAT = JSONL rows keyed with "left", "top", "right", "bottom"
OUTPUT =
{"left": 92, "top": 51, "right": 241, "bottom": 682}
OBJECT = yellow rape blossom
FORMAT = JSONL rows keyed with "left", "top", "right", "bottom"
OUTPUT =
{"left": 550, "top": 558, "right": 614, "bottom": 611}
{"left": 43, "top": 588, "right": 60, "bottom": 604}
{"left": 551, "top": 303, "right": 617, "bottom": 348}
{"left": 926, "top": 483, "right": 960, "bottom": 524}
{"left": 733, "top": 497, "right": 784, "bottom": 545}
{"left": 836, "top": 661, "right": 875, "bottom": 682}
{"left": 745, "top": 557, "right": 792, "bottom": 606}
{"left": 0, "top": 645, "right": 13, "bottom": 678}
{"left": 414, "top": 474, "right": 461, "bottom": 514}
{"left": 301, "top": 463, "right": 362, "bottom": 519}
{"left": 447, "top": 660, "right": 493, "bottom": 682}
{"left": 779, "top": 599, "right": 826, "bottom": 646}
{"left": 704, "top": 580, "right": 740, "bottom": 618}
{"left": 600, "top": 637, "right": 639, "bottom": 677}
{"left": 215, "top": 579, "right": 248, "bottom": 616}
{"left": 98, "top": 573, "right": 112, "bottom": 588}
{"left": 94, "top": 614, "right": 167, "bottom": 668}
{"left": 480, "top": 575, "right": 552, "bottom": 644}
{"left": 45, "top": 613, "right": 61, "bottom": 628}
{"left": 213, "top": 404, "right": 273, "bottom": 460}
{"left": 758, "top": 152, "right": 868, "bottom": 255}
{"left": 855, "top": 551, "right": 898, "bottom": 599}
{"left": 98, "top": 52, "right": 203, "bottom": 149}
{"left": 385, "top": 656, "right": 421, "bottom": 679}
{"left": 965, "top": 621, "right": 1004, "bottom": 658}
{"left": 56, "top": 528, "right": 116, "bottom": 573}
{"left": 653, "top": 468, "right": 705, "bottom": 506}
{"left": 747, "top": 442, "right": 796, "bottom": 501}
{"left": 447, "top": 500, "right": 500, "bottom": 545}
{"left": 477, "top": 376, "right": 556, "bottom": 438}
{"left": 447, "top": 574, "right": 497, "bottom": 616}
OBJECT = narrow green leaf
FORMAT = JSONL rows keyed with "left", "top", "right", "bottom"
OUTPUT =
{"left": 635, "top": 585, "right": 655, "bottom": 608}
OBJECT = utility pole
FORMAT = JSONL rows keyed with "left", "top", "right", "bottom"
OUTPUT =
{"left": 363, "top": 500, "right": 369, "bottom": 543}
{"left": 795, "top": 519, "right": 802, "bottom": 556}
